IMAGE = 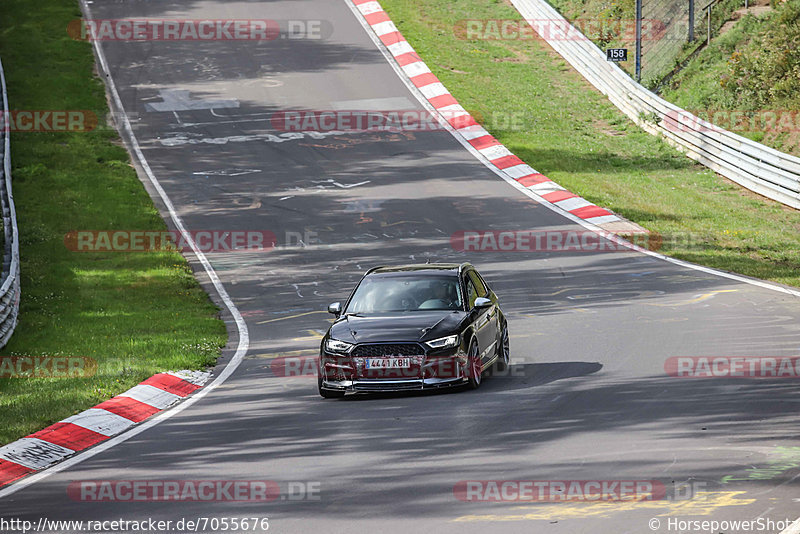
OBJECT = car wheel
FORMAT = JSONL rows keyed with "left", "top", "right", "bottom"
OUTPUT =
{"left": 318, "top": 376, "right": 345, "bottom": 399}
{"left": 467, "top": 339, "right": 482, "bottom": 389}
{"left": 494, "top": 323, "right": 510, "bottom": 372}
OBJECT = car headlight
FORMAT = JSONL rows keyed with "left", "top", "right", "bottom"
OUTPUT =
{"left": 426, "top": 335, "right": 459, "bottom": 349}
{"left": 325, "top": 338, "right": 354, "bottom": 354}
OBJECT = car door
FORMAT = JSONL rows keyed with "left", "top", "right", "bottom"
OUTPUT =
{"left": 473, "top": 269, "right": 500, "bottom": 335}
{"left": 465, "top": 270, "right": 497, "bottom": 367}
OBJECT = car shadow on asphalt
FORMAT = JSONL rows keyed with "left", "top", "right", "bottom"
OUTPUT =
{"left": 339, "top": 361, "right": 603, "bottom": 400}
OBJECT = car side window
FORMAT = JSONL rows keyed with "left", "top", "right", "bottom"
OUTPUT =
{"left": 467, "top": 271, "right": 488, "bottom": 297}
{"left": 475, "top": 271, "right": 491, "bottom": 293}
{"left": 466, "top": 278, "right": 479, "bottom": 309}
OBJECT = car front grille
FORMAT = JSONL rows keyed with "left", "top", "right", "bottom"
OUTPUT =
{"left": 353, "top": 379, "right": 424, "bottom": 391}
{"left": 351, "top": 343, "right": 425, "bottom": 358}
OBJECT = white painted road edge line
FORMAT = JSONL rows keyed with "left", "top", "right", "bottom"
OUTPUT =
{"left": 0, "top": 0, "right": 251, "bottom": 499}
{"left": 344, "top": 0, "right": 800, "bottom": 299}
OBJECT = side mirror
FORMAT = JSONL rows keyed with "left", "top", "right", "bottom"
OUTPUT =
{"left": 474, "top": 297, "right": 492, "bottom": 309}
{"left": 328, "top": 302, "right": 342, "bottom": 316}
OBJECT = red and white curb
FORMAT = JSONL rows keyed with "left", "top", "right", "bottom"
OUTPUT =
{"left": 0, "top": 370, "right": 210, "bottom": 488}
{"left": 353, "top": 0, "right": 629, "bottom": 229}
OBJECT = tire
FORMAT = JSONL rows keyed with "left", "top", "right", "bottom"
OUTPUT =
{"left": 318, "top": 376, "right": 345, "bottom": 398}
{"left": 494, "top": 323, "right": 510, "bottom": 372}
{"left": 467, "top": 339, "right": 482, "bottom": 389}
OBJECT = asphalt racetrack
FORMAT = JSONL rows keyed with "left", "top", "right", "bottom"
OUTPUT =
{"left": 2, "top": 1, "right": 800, "bottom": 533}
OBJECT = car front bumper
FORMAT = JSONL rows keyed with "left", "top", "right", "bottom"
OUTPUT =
{"left": 321, "top": 376, "right": 466, "bottom": 392}
{"left": 319, "top": 347, "right": 468, "bottom": 392}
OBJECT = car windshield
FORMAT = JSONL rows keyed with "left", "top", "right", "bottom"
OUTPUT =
{"left": 346, "top": 275, "right": 463, "bottom": 314}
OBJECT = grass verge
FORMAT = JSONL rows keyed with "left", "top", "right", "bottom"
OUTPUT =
{"left": 0, "top": 0, "right": 227, "bottom": 445}
{"left": 381, "top": 0, "right": 800, "bottom": 288}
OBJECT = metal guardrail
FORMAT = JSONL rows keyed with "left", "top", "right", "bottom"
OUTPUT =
{"left": 510, "top": 0, "right": 800, "bottom": 210}
{"left": 0, "top": 58, "right": 21, "bottom": 348}
{"left": 702, "top": 0, "right": 723, "bottom": 45}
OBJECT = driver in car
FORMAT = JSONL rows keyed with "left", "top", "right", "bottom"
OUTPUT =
{"left": 419, "top": 281, "right": 457, "bottom": 309}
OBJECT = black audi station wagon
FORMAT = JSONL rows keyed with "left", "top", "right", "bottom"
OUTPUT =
{"left": 318, "top": 263, "right": 509, "bottom": 397}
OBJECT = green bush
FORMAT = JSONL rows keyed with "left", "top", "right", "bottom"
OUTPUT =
{"left": 726, "top": 0, "right": 800, "bottom": 109}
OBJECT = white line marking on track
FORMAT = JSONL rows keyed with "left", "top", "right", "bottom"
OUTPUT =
{"left": 0, "top": 0, "right": 251, "bottom": 499}
{"left": 192, "top": 169, "right": 261, "bottom": 177}
{"left": 144, "top": 89, "right": 239, "bottom": 112}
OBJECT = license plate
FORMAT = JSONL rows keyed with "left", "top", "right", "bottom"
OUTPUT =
{"left": 365, "top": 358, "right": 411, "bottom": 369}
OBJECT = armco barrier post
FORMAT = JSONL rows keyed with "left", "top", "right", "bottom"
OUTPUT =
{"left": 635, "top": 0, "right": 642, "bottom": 81}
{"left": 0, "top": 57, "right": 21, "bottom": 348}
